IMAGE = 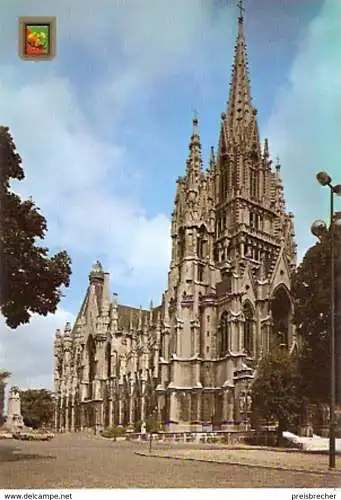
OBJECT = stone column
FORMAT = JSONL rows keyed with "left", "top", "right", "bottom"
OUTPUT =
{"left": 65, "top": 396, "right": 70, "bottom": 432}
{"left": 129, "top": 396, "right": 134, "bottom": 427}
{"left": 118, "top": 396, "right": 124, "bottom": 426}
{"left": 71, "top": 396, "right": 75, "bottom": 432}
{"left": 59, "top": 397, "right": 64, "bottom": 432}
{"left": 239, "top": 322, "right": 243, "bottom": 352}
{"left": 188, "top": 393, "right": 192, "bottom": 423}
{"left": 228, "top": 391, "right": 234, "bottom": 422}
{"left": 169, "top": 392, "right": 179, "bottom": 424}
{"left": 197, "top": 392, "right": 202, "bottom": 422}
{"left": 53, "top": 399, "right": 58, "bottom": 431}
{"left": 141, "top": 382, "right": 146, "bottom": 422}
{"left": 231, "top": 321, "right": 238, "bottom": 352}
{"left": 228, "top": 323, "right": 232, "bottom": 353}
{"left": 157, "top": 397, "right": 162, "bottom": 424}
{"left": 80, "top": 405, "right": 85, "bottom": 431}
{"left": 176, "top": 322, "right": 183, "bottom": 356}
{"left": 108, "top": 398, "right": 113, "bottom": 427}
{"left": 222, "top": 392, "right": 229, "bottom": 423}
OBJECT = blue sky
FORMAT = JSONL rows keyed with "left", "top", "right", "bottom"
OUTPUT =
{"left": 1, "top": 0, "right": 341, "bottom": 391}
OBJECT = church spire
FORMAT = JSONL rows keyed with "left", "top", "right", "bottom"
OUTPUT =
{"left": 186, "top": 114, "right": 203, "bottom": 184}
{"left": 225, "top": 0, "right": 254, "bottom": 139}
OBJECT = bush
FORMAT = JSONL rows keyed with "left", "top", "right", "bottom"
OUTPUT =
{"left": 101, "top": 425, "right": 126, "bottom": 439}
{"left": 146, "top": 415, "right": 161, "bottom": 433}
{"left": 134, "top": 420, "right": 142, "bottom": 433}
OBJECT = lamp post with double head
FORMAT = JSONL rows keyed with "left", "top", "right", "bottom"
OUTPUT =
{"left": 311, "top": 171, "right": 341, "bottom": 470}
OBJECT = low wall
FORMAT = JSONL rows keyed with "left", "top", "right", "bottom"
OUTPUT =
{"left": 126, "top": 430, "right": 253, "bottom": 445}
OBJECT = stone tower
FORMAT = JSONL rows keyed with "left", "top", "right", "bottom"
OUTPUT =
{"left": 53, "top": 7, "right": 297, "bottom": 433}
{"left": 156, "top": 8, "right": 297, "bottom": 431}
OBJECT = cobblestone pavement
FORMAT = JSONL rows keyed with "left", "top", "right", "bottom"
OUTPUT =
{"left": 0, "top": 433, "right": 340, "bottom": 489}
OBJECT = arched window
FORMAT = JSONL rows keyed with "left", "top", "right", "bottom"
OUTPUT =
{"left": 249, "top": 168, "right": 258, "bottom": 199}
{"left": 220, "top": 165, "right": 228, "bottom": 200}
{"left": 220, "top": 311, "right": 229, "bottom": 356}
{"left": 106, "top": 342, "right": 111, "bottom": 379}
{"left": 243, "top": 302, "right": 254, "bottom": 356}
{"left": 271, "top": 286, "right": 291, "bottom": 348}
{"left": 178, "top": 229, "right": 185, "bottom": 261}
{"left": 197, "top": 226, "right": 206, "bottom": 259}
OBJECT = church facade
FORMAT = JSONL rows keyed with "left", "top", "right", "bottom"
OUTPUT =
{"left": 53, "top": 12, "right": 297, "bottom": 433}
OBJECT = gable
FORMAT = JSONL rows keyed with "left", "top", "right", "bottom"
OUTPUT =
{"left": 269, "top": 247, "right": 291, "bottom": 295}
{"left": 241, "top": 262, "right": 256, "bottom": 304}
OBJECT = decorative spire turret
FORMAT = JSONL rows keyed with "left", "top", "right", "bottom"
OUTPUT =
{"left": 54, "top": 329, "right": 62, "bottom": 351}
{"left": 225, "top": 1, "right": 255, "bottom": 141}
{"left": 129, "top": 309, "right": 134, "bottom": 332}
{"left": 138, "top": 305, "right": 143, "bottom": 332}
{"left": 209, "top": 146, "right": 216, "bottom": 172}
{"left": 263, "top": 138, "right": 269, "bottom": 160}
{"left": 149, "top": 299, "right": 153, "bottom": 326}
{"left": 186, "top": 115, "right": 203, "bottom": 184}
{"left": 63, "top": 322, "right": 72, "bottom": 351}
{"left": 89, "top": 260, "right": 104, "bottom": 283}
{"left": 101, "top": 272, "right": 110, "bottom": 315}
{"left": 110, "top": 293, "right": 118, "bottom": 332}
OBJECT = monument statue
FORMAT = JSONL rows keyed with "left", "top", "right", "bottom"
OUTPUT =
{"left": 6, "top": 387, "right": 24, "bottom": 431}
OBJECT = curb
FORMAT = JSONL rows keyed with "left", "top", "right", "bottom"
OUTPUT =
{"left": 135, "top": 451, "right": 341, "bottom": 476}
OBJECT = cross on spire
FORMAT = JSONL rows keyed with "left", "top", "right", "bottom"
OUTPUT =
{"left": 191, "top": 107, "right": 198, "bottom": 121}
{"left": 237, "top": 0, "right": 245, "bottom": 20}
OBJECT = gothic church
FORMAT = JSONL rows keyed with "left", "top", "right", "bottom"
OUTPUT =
{"left": 54, "top": 10, "right": 297, "bottom": 433}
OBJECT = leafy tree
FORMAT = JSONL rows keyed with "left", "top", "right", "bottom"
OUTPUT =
{"left": 0, "top": 370, "right": 11, "bottom": 384}
{"left": 252, "top": 347, "right": 303, "bottom": 443}
{"left": 20, "top": 389, "right": 54, "bottom": 429}
{"left": 0, "top": 371, "right": 11, "bottom": 425}
{"left": 0, "top": 126, "right": 72, "bottom": 328}
{"left": 145, "top": 414, "right": 161, "bottom": 433}
{"left": 291, "top": 231, "right": 332, "bottom": 403}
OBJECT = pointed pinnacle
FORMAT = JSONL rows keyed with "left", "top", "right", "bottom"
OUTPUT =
{"left": 263, "top": 138, "right": 269, "bottom": 158}
{"left": 192, "top": 114, "right": 199, "bottom": 135}
{"left": 275, "top": 156, "right": 281, "bottom": 172}
{"left": 186, "top": 115, "right": 203, "bottom": 178}
{"left": 225, "top": 5, "right": 253, "bottom": 138}
{"left": 210, "top": 146, "right": 215, "bottom": 164}
{"left": 129, "top": 310, "right": 133, "bottom": 331}
{"left": 237, "top": 0, "right": 245, "bottom": 21}
{"left": 138, "top": 305, "right": 143, "bottom": 330}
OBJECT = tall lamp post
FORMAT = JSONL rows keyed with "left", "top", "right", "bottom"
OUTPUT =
{"left": 311, "top": 171, "right": 341, "bottom": 470}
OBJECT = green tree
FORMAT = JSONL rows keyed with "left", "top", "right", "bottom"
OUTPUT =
{"left": 252, "top": 347, "right": 303, "bottom": 443}
{"left": 291, "top": 232, "right": 331, "bottom": 403}
{"left": 0, "top": 126, "right": 72, "bottom": 328}
{"left": 20, "top": 389, "right": 54, "bottom": 429}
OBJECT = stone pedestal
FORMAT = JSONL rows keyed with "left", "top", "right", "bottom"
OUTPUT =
{"left": 6, "top": 387, "right": 24, "bottom": 431}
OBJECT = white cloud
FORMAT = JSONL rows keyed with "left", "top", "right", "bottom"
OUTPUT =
{"left": 1, "top": 0, "right": 223, "bottom": 389}
{"left": 264, "top": 0, "right": 341, "bottom": 261}
{"left": 0, "top": 309, "right": 74, "bottom": 392}
{"left": 0, "top": 0, "right": 234, "bottom": 308}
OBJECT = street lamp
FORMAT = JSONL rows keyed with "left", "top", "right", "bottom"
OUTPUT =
{"left": 311, "top": 171, "right": 341, "bottom": 470}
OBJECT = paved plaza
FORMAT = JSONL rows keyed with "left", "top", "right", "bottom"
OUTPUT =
{"left": 141, "top": 446, "right": 341, "bottom": 474}
{"left": 0, "top": 433, "right": 341, "bottom": 488}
